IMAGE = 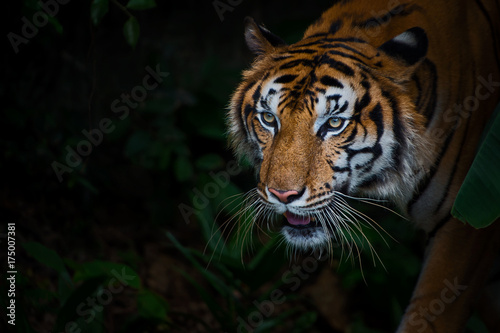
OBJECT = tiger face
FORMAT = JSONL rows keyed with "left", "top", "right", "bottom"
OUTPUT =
{"left": 229, "top": 19, "right": 436, "bottom": 251}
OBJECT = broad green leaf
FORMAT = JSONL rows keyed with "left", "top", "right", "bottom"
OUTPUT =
{"left": 452, "top": 104, "right": 500, "bottom": 228}
{"left": 123, "top": 16, "right": 140, "bottom": 48}
{"left": 126, "top": 0, "right": 156, "bottom": 10}
{"left": 23, "top": 241, "right": 67, "bottom": 274}
{"left": 90, "top": 0, "right": 109, "bottom": 26}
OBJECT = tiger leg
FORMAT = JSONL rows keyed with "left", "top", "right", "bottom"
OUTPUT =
{"left": 397, "top": 217, "right": 500, "bottom": 333}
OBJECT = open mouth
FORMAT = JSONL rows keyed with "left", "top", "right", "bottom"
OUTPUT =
{"left": 281, "top": 211, "right": 328, "bottom": 249}
{"left": 283, "top": 211, "right": 319, "bottom": 228}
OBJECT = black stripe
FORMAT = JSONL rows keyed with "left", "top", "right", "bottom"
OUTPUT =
{"left": 338, "top": 100, "right": 349, "bottom": 113}
{"left": 279, "top": 59, "right": 315, "bottom": 70}
{"left": 329, "top": 43, "right": 376, "bottom": 59}
{"left": 354, "top": 91, "right": 371, "bottom": 115}
{"left": 274, "top": 74, "right": 298, "bottom": 84}
{"left": 346, "top": 143, "right": 382, "bottom": 166}
{"left": 321, "top": 56, "right": 355, "bottom": 76}
{"left": 235, "top": 80, "right": 257, "bottom": 136}
{"left": 320, "top": 75, "right": 344, "bottom": 88}
{"left": 326, "top": 50, "right": 370, "bottom": 67}
{"left": 332, "top": 165, "right": 350, "bottom": 173}
{"left": 343, "top": 125, "right": 358, "bottom": 143}
{"left": 251, "top": 122, "right": 265, "bottom": 145}
{"left": 244, "top": 104, "right": 254, "bottom": 123}
{"left": 427, "top": 214, "right": 451, "bottom": 239}
{"left": 382, "top": 90, "right": 404, "bottom": 170}
{"left": 369, "top": 103, "right": 384, "bottom": 140}
{"left": 251, "top": 83, "right": 262, "bottom": 103}
{"left": 287, "top": 49, "right": 317, "bottom": 54}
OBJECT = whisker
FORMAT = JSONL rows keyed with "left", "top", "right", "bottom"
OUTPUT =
{"left": 335, "top": 191, "right": 407, "bottom": 221}
{"left": 332, "top": 200, "right": 386, "bottom": 271}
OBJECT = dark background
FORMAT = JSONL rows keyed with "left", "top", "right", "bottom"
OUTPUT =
{"left": 0, "top": 1, "right": 489, "bottom": 332}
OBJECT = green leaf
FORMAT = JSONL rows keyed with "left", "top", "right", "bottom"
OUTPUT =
{"left": 452, "top": 104, "right": 500, "bottom": 228}
{"left": 90, "top": 0, "right": 109, "bottom": 26}
{"left": 137, "top": 289, "right": 170, "bottom": 320}
{"left": 126, "top": 0, "right": 156, "bottom": 10}
{"left": 123, "top": 16, "right": 140, "bottom": 48}
{"left": 23, "top": 241, "right": 67, "bottom": 274}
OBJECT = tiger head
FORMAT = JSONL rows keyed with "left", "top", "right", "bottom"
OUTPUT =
{"left": 228, "top": 18, "right": 436, "bottom": 251}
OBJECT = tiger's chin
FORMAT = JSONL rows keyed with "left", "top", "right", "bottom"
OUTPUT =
{"left": 281, "top": 225, "right": 330, "bottom": 251}
{"left": 280, "top": 212, "right": 331, "bottom": 251}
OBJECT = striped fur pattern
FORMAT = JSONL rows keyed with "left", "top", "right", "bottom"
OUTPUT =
{"left": 228, "top": 1, "right": 500, "bottom": 330}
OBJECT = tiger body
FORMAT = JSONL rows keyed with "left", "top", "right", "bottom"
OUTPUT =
{"left": 229, "top": 0, "right": 500, "bottom": 331}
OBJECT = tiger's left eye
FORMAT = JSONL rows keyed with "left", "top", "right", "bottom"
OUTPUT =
{"left": 328, "top": 117, "right": 343, "bottom": 129}
{"left": 262, "top": 112, "right": 276, "bottom": 125}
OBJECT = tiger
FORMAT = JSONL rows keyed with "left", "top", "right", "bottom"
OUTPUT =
{"left": 227, "top": 0, "right": 500, "bottom": 332}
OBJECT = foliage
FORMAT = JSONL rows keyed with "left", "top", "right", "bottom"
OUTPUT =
{"left": 20, "top": 241, "right": 169, "bottom": 332}
{"left": 452, "top": 103, "right": 500, "bottom": 228}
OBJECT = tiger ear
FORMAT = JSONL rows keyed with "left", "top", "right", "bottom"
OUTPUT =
{"left": 244, "top": 17, "right": 287, "bottom": 55}
{"left": 378, "top": 27, "right": 428, "bottom": 66}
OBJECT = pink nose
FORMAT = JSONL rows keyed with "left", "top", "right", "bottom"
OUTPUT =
{"left": 268, "top": 188, "right": 300, "bottom": 203}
